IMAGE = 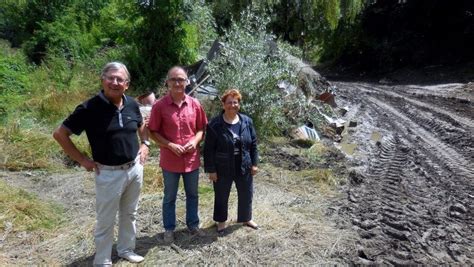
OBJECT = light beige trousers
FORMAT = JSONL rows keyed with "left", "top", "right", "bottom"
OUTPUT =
{"left": 92, "top": 162, "right": 143, "bottom": 265}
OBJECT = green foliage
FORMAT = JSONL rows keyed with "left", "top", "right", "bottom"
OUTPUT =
{"left": 208, "top": 10, "right": 297, "bottom": 137}
{"left": 1, "top": 0, "right": 217, "bottom": 92}
{"left": 23, "top": 8, "right": 101, "bottom": 63}
{"left": 341, "top": 0, "right": 474, "bottom": 69}
{"left": 0, "top": 41, "right": 31, "bottom": 94}
{"left": 0, "top": 42, "right": 98, "bottom": 170}
{"left": 206, "top": 0, "right": 278, "bottom": 31}
{"left": 127, "top": 0, "right": 204, "bottom": 90}
{"left": 341, "top": 0, "right": 364, "bottom": 23}
{"left": 0, "top": 0, "right": 65, "bottom": 48}
{"left": 0, "top": 180, "right": 64, "bottom": 232}
{"left": 91, "top": 0, "right": 141, "bottom": 46}
{"left": 0, "top": 1, "right": 28, "bottom": 47}
{"left": 185, "top": 4, "right": 218, "bottom": 57}
{"left": 265, "top": 0, "right": 366, "bottom": 62}
{"left": 0, "top": 41, "right": 32, "bottom": 123}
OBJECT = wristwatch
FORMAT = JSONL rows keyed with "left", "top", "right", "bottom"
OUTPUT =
{"left": 141, "top": 140, "right": 151, "bottom": 147}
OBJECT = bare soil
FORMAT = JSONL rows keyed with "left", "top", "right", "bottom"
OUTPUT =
{"left": 331, "top": 80, "right": 473, "bottom": 265}
{"left": 0, "top": 78, "right": 472, "bottom": 265}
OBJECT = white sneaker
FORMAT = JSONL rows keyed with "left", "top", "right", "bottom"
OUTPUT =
{"left": 119, "top": 252, "right": 144, "bottom": 263}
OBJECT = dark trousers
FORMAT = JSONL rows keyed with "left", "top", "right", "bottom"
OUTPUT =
{"left": 213, "top": 170, "right": 253, "bottom": 223}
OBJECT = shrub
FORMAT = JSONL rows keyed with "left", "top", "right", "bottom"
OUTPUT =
{"left": 207, "top": 9, "right": 297, "bottom": 138}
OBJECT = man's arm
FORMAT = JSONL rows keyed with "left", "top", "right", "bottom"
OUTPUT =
{"left": 137, "top": 123, "right": 149, "bottom": 164}
{"left": 52, "top": 125, "right": 97, "bottom": 172}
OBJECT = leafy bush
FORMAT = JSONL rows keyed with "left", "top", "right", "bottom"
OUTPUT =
{"left": 23, "top": 10, "right": 99, "bottom": 63}
{"left": 207, "top": 10, "right": 297, "bottom": 137}
{"left": 0, "top": 1, "right": 65, "bottom": 48}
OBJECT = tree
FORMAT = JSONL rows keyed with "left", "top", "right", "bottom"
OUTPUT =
{"left": 126, "top": 0, "right": 210, "bottom": 89}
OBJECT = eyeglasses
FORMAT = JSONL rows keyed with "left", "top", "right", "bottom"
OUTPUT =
{"left": 104, "top": 76, "right": 128, "bottom": 85}
{"left": 225, "top": 100, "right": 240, "bottom": 105}
{"left": 168, "top": 77, "right": 188, "bottom": 84}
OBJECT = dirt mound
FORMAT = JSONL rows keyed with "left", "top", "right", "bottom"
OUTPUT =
{"left": 262, "top": 140, "right": 346, "bottom": 172}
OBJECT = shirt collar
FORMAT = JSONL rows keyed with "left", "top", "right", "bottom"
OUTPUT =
{"left": 99, "top": 90, "right": 127, "bottom": 105}
{"left": 164, "top": 93, "right": 189, "bottom": 106}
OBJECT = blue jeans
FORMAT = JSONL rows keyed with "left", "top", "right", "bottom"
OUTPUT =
{"left": 162, "top": 168, "right": 200, "bottom": 231}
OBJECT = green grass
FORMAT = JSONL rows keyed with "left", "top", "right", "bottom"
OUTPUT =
{"left": 0, "top": 124, "right": 60, "bottom": 170}
{"left": 303, "top": 142, "right": 332, "bottom": 165}
{"left": 0, "top": 43, "right": 99, "bottom": 171}
{"left": 198, "top": 183, "right": 214, "bottom": 195}
{"left": 297, "top": 167, "right": 343, "bottom": 195}
{"left": 0, "top": 180, "right": 64, "bottom": 232}
{"left": 0, "top": 121, "right": 91, "bottom": 171}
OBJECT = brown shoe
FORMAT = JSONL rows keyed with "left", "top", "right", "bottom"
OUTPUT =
{"left": 164, "top": 230, "right": 174, "bottom": 243}
{"left": 189, "top": 227, "right": 206, "bottom": 237}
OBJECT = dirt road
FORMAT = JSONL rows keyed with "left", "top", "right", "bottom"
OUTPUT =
{"left": 333, "top": 81, "right": 473, "bottom": 264}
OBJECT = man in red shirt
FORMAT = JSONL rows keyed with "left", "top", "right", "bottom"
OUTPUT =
{"left": 148, "top": 66, "right": 208, "bottom": 242}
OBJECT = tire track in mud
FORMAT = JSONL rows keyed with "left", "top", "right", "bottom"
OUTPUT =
{"left": 350, "top": 83, "right": 473, "bottom": 173}
{"left": 334, "top": 82, "right": 473, "bottom": 264}
{"left": 368, "top": 96, "right": 473, "bottom": 178}
{"left": 355, "top": 83, "right": 474, "bottom": 129}
{"left": 355, "top": 135, "right": 428, "bottom": 264}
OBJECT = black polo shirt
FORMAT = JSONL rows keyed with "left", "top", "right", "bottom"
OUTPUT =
{"left": 62, "top": 91, "right": 143, "bottom": 165}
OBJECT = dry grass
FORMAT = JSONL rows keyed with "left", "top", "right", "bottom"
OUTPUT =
{"left": 129, "top": 163, "right": 357, "bottom": 266}
{"left": 142, "top": 163, "right": 163, "bottom": 194}
{"left": 299, "top": 168, "right": 340, "bottom": 186}
{"left": 0, "top": 142, "right": 356, "bottom": 265}
{"left": 0, "top": 123, "right": 91, "bottom": 171}
{"left": 0, "top": 180, "right": 64, "bottom": 233}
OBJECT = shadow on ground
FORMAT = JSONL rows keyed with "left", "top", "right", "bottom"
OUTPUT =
{"left": 67, "top": 224, "right": 243, "bottom": 266}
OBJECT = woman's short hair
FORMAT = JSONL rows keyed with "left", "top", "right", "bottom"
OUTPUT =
{"left": 221, "top": 89, "right": 242, "bottom": 103}
{"left": 101, "top": 62, "right": 130, "bottom": 81}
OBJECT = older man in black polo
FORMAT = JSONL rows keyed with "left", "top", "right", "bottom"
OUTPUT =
{"left": 53, "top": 62, "right": 149, "bottom": 266}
